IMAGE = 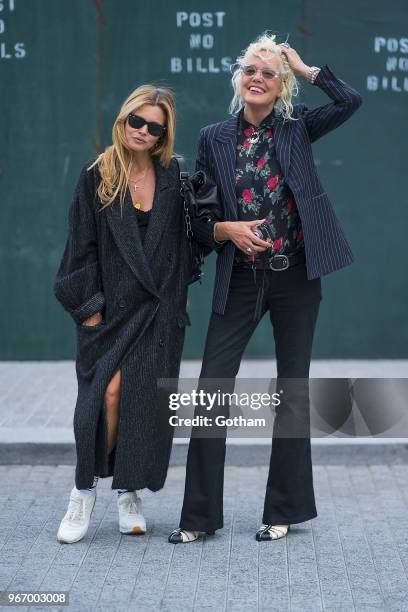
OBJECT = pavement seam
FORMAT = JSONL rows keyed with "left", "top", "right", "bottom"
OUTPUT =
{"left": 377, "top": 465, "right": 408, "bottom": 583}
{"left": 346, "top": 466, "right": 387, "bottom": 607}
{"left": 124, "top": 530, "right": 153, "bottom": 610}
{"left": 159, "top": 539, "right": 176, "bottom": 610}
{"left": 310, "top": 518, "right": 325, "bottom": 611}
{"left": 324, "top": 466, "right": 357, "bottom": 612}
{"left": 225, "top": 495, "right": 237, "bottom": 612}
{"left": 91, "top": 519, "right": 124, "bottom": 612}
{"left": 0, "top": 466, "right": 38, "bottom": 557}
{"left": 5, "top": 496, "right": 61, "bottom": 593}
{"left": 190, "top": 533, "right": 204, "bottom": 612}
{"left": 286, "top": 521, "right": 291, "bottom": 612}
{"left": 374, "top": 465, "right": 408, "bottom": 586}
{"left": 256, "top": 501, "right": 260, "bottom": 612}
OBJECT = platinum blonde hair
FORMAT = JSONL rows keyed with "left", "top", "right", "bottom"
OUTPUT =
{"left": 229, "top": 32, "right": 299, "bottom": 122}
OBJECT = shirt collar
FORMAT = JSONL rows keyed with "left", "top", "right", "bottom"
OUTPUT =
{"left": 238, "top": 105, "right": 280, "bottom": 131}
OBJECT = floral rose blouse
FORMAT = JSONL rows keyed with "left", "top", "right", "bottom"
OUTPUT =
{"left": 234, "top": 108, "right": 305, "bottom": 266}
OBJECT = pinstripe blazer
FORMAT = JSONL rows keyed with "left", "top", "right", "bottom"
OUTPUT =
{"left": 190, "top": 64, "right": 363, "bottom": 315}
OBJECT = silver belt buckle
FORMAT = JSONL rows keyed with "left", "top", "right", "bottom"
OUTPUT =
{"left": 269, "top": 254, "right": 289, "bottom": 271}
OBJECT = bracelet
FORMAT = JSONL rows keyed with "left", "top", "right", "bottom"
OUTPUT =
{"left": 213, "top": 222, "right": 227, "bottom": 245}
{"left": 307, "top": 66, "right": 321, "bottom": 84}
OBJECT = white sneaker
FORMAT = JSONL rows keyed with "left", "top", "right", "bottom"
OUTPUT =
{"left": 117, "top": 491, "right": 146, "bottom": 534}
{"left": 57, "top": 487, "right": 96, "bottom": 544}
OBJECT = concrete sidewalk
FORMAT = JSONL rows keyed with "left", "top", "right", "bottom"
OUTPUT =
{"left": 0, "top": 361, "right": 407, "bottom": 611}
{"left": 0, "top": 463, "right": 408, "bottom": 611}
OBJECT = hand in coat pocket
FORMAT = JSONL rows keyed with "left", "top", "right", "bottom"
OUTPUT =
{"left": 82, "top": 311, "right": 103, "bottom": 327}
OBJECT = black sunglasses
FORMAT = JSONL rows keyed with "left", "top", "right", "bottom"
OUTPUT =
{"left": 127, "top": 113, "right": 167, "bottom": 138}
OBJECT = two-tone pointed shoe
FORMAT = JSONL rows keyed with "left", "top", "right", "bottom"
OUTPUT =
{"left": 256, "top": 524, "right": 290, "bottom": 541}
{"left": 168, "top": 528, "right": 215, "bottom": 544}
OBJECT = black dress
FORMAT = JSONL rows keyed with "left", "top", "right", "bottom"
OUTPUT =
{"left": 133, "top": 207, "right": 151, "bottom": 244}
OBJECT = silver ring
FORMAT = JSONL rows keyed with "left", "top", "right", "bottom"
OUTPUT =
{"left": 247, "top": 247, "right": 252, "bottom": 253}
{"left": 282, "top": 42, "right": 290, "bottom": 48}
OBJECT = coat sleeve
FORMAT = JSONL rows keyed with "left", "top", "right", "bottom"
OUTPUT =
{"left": 189, "top": 129, "right": 227, "bottom": 255}
{"left": 298, "top": 64, "right": 363, "bottom": 143}
{"left": 53, "top": 163, "right": 105, "bottom": 325}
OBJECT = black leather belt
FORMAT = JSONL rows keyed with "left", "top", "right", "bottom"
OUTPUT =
{"left": 234, "top": 250, "right": 306, "bottom": 272}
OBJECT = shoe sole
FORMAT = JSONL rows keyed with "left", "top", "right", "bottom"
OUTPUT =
{"left": 57, "top": 534, "right": 85, "bottom": 544}
{"left": 120, "top": 526, "right": 146, "bottom": 535}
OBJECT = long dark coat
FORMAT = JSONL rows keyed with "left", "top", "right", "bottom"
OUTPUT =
{"left": 54, "top": 156, "right": 201, "bottom": 491}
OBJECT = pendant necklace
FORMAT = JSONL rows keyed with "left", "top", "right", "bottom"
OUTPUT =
{"left": 129, "top": 167, "right": 149, "bottom": 209}
{"left": 248, "top": 131, "right": 260, "bottom": 145}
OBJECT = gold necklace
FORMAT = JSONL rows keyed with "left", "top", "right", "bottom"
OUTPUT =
{"left": 128, "top": 166, "right": 150, "bottom": 209}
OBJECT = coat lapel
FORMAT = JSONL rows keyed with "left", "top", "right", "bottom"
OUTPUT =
{"left": 143, "top": 157, "right": 173, "bottom": 266}
{"left": 105, "top": 160, "right": 167, "bottom": 298}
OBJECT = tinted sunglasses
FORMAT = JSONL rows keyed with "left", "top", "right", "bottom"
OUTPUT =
{"left": 127, "top": 113, "right": 167, "bottom": 138}
{"left": 241, "top": 65, "right": 281, "bottom": 80}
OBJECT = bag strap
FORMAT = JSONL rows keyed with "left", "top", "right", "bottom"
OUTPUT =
{"left": 173, "top": 154, "right": 189, "bottom": 178}
{"left": 173, "top": 155, "right": 193, "bottom": 243}
{"left": 173, "top": 155, "right": 204, "bottom": 284}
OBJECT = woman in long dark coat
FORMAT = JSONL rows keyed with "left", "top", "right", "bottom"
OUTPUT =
{"left": 54, "top": 85, "right": 195, "bottom": 543}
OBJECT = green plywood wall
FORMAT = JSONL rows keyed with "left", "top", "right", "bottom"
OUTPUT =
{"left": 1, "top": 0, "right": 407, "bottom": 359}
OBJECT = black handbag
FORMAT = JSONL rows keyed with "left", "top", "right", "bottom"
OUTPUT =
{"left": 173, "top": 155, "right": 223, "bottom": 285}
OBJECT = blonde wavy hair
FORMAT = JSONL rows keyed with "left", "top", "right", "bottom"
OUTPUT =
{"left": 89, "top": 85, "right": 176, "bottom": 209}
{"left": 229, "top": 32, "right": 299, "bottom": 122}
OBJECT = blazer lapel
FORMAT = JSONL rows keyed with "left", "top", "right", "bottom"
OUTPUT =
{"left": 212, "top": 117, "right": 239, "bottom": 221}
{"left": 105, "top": 176, "right": 159, "bottom": 298}
{"left": 273, "top": 111, "right": 294, "bottom": 177}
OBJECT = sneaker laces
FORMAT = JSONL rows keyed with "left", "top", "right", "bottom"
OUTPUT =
{"left": 120, "top": 496, "right": 141, "bottom": 516}
{"left": 126, "top": 499, "right": 141, "bottom": 515}
{"left": 66, "top": 497, "right": 84, "bottom": 523}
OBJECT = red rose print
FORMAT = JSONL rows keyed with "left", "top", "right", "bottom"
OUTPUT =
{"left": 242, "top": 189, "right": 253, "bottom": 203}
{"left": 266, "top": 129, "right": 273, "bottom": 137}
{"left": 286, "top": 198, "right": 295, "bottom": 213}
{"left": 267, "top": 174, "right": 280, "bottom": 190}
{"left": 272, "top": 237, "right": 283, "bottom": 251}
{"left": 244, "top": 127, "right": 255, "bottom": 137}
{"left": 243, "top": 139, "right": 251, "bottom": 150}
{"left": 257, "top": 156, "right": 266, "bottom": 169}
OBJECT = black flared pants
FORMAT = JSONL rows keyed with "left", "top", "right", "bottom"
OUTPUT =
{"left": 179, "top": 263, "right": 322, "bottom": 532}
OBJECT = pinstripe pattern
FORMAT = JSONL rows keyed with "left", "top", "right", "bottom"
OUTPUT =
{"left": 194, "top": 64, "right": 363, "bottom": 315}
{"left": 54, "top": 158, "right": 192, "bottom": 491}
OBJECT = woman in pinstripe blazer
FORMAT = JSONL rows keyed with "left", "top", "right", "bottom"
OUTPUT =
{"left": 169, "top": 33, "right": 363, "bottom": 544}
